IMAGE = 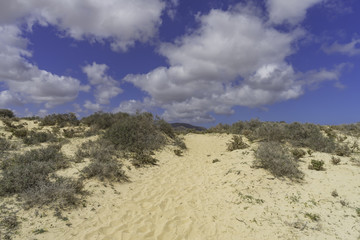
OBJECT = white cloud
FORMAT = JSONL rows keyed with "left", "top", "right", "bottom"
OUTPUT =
{"left": 124, "top": 6, "right": 343, "bottom": 123}
{"left": 82, "top": 62, "right": 122, "bottom": 105}
{"left": 267, "top": 0, "right": 324, "bottom": 25}
{"left": 0, "top": 90, "right": 22, "bottom": 107}
{"left": 113, "top": 99, "right": 152, "bottom": 115}
{"left": 0, "top": 25, "right": 85, "bottom": 108}
{"left": 83, "top": 101, "right": 102, "bottom": 112}
{"left": 323, "top": 38, "right": 360, "bottom": 56}
{"left": 0, "top": 0, "right": 166, "bottom": 52}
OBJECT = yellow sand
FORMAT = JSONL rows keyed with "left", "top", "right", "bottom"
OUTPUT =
{"left": 5, "top": 133, "right": 360, "bottom": 240}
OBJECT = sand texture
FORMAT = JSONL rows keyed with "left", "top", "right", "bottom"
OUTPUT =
{"left": 7, "top": 133, "right": 358, "bottom": 240}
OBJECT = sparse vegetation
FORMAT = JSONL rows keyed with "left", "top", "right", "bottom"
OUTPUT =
{"left": 0, "top": 145, "right": 84, "bottom": 208}
{"left": 331, "top": 156, "right": 341, "bottom": 165}
{"left": 174, "top": 149, "right": 183, "bottom": 156}
{"left": 304, "top": 213, "right": 320, "bottom": 222}
{"left": 331, "top": 190, "right": 339, "bottom": 197}
{"left": 308, "top": 160, "right": 324, "bottom": 171}
{"left": 41, "top": 113, "right": 79, "bottom": 127}
{"left": 23, "top": 131, "right": 58, "bottom": 145}
{"left": 291, "top": 148, "right": 306, "bottom": 160}
{"left": 227, "top": 135, "right": 249, "bottom": 151}
{"left": 254, "top": 142, "right": 304, "bottom": 179}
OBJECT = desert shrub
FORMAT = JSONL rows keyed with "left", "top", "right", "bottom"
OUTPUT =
{"left": 41, "top": 113, "right": 79, "bottom": 127}
{"left": 0, "top": 109, "right": 15, "bottom": 118}
{"left": 174, "top": 149, "right": 183, "bottom": 156}
{"left": 291, "top": 149, "right": 306, "bottom": 160}
{"left": 82, "top": 158, "right": 127, "bottom": 182}
{"left": 174, "top": 137, "right": 187, "bottom": 150}
{"left": 23, "top": 131, "right": 58, "bottom": 145}
{"left": 0, "top": 211, "right": 20, "bottom": 240}
{"left": 335, "top": 144, "right": 351, "bottom": 157}
{"left": 103, "top": 112, "right": 166, "bottom": 153}
{"left": 77, "top": 140, "right": 128, "bottom": 182}
{"left": 331, "top": 156, "right": 341, "bottom": 165}
{"left": 63, "top": 129, "right": 75, "bottom": 138}
{"left": 132, "top": 152, "right": 158, "bottom": 167}
{"left": 22, "top": 177, "right": 84, "bottom": 208}
{"left": 0, "top": 137, "right": 13, "bottom": 152}
{"left": 12, "top": 128, "right": 28, "bottom": 138}
{"left": 81, "top": 111, "right": 129, "bottom": 130}
{"left": 227, "top": 135, "right": 249, "bottom": 151}
{"left": 0, "top": 145, "right": 69, "bottom": 195}
{"left": 254, "top": 142, "right": 304, "bottom": 179}
{"left": 156, "top": 119, "right": 175, "bottom": 139}
{"left": 308, "top": 160, "right": 324, "bottom": 171}
{"left": 0, "top": 145, "right": 83, "bottom": 208}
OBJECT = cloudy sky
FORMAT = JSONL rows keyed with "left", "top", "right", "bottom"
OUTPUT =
{"left": 0, "top": 0, "right": 359, "bottom": 126}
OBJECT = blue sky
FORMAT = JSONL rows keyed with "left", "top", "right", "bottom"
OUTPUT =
{"left": 0, "top": 0, "right": 359, "bottom": 127}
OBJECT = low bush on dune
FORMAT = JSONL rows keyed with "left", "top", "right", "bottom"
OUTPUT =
{"left": 23, "top": 131, "right": 58, "bottom": 145}
{"left": 0, "top": 137, "right": 14, "bottom": 153}
{"left": 227, "top": 135, "right": 249, "bottom": 151}
{"left": 40, "top": 113, "right": 79, "bottom": 127}
{"left": 77, "top": 140, "right": 128, "bottom": 182}
{"left": 254, "top": 142, "right": 304, "bottom": 179}
{"left": 0, "top": 145, "right": 84, "bottom": 208}
{"left": 103, "top": 112, "right": 166, "bottom": 153}
{"left": 80, "top": 111, "right": 129, "bottom": 130}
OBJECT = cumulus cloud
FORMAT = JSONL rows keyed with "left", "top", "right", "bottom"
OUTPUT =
{"left": 124, "top": 6, "right": 342, "bottom": 123}
{"left": 82, "top": 62, "right": 122, "bottom": 105}
{"left": 0, "top": 0, "right": 166, "bottom": 52}
{"left": 267, "top": 0, "right": 324, "bottom": 25}
{"left": 323, "top": 38, "right": 360, "bottom": 56}
{"left": 83, "top": 100, "right": 102, "bottom": 112}
{"left": 0, "top": 90, "right": 22, "bottom": 107}
{"left": 113, "top": 99, "right": 153, "bottom": 115}
{"left": 0, "top": 25, "right": 85, "bottom": 108}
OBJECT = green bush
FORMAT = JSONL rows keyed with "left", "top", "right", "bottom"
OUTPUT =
{"left": 132, "top": 152, "right": 158, "bottom": 168}
{"left": 78, "top": 140, "right": 128, "bottom": 182}
{"left": 0, "top": 137, "right": 13, "bottom": 152}
{"left": 156, "top": 119, "right": 175, "bottom": 139}
{"left": 227, "top": 135, "right": 249, "bottom": 151}
{"left": 41, "top": 113, "right": 79, "bottom": 127}
{"left": 23, "top": 131, "right": 58, "bottom": 145}
{"left": 0, "top": 109, "right": 15, "bottom": 118}
{"left": 308, "top": 160, "right": 324, "bottom": 171}
{"left": 0, "top": 145, "right": 84, "bottom": 208}
{"left": 103, "top": 112, "right": 166, "bottom": 153}
{"left": 254, "top": 142, "right": 304, "bottom": 179}
{"left": 291, "top": 149, "right": 306, "bottom": 160}
{"left": 81, "top": 111, "right": 129, "bottom": 130}
{"left": 12, "top": 128, "right": 28, "bottom": 138}
{"left": 335, "top": 144, "right": 352, "bottom": 157}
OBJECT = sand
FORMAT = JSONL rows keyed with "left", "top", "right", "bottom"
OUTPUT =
{"left": 3, "top": 131, "right": 360, "bottom": 240}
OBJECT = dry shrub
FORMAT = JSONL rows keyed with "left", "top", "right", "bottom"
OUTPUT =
{"left": 254, "top": 142, "right": 304, "bottom": 179}
{"left": 308, "top": 160, "right": 324, "bottom": 171}
{"left": 227, "top": 135, "right": 249, "bottom": 151}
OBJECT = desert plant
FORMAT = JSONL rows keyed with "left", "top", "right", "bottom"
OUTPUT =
{"left": 254, "top": 142, "right": 304, "bottom": 179}
{"left": 41, "top": 113, "right": 79, "bottom": 127}
{"left": 356, "top": 208, "right": 360, "bottom": 217}
{"left": 335, "top": 144, "right": 352, "bottom": 157}
{"left": 103, "top": 112, "right": 166, "bottom": 153}
{"left": 132, "top": 151, "right": 158, "bottom": 168}
{"left": 156, "top": 118, "right": 175, "bottom": 139}
{"left": 331, "top": 156, "right": 341, "bottom": 165}
{"left": 12, "top": 128, "right": 28, "bottom": 138}
{"left": 0, "top": 137, "right": 13, "bottom": 152}
{"left": 174, "top": 149, "right": 183, "bottom": 156}
{"left": 291, "top": 149, "right": 306, "bottom": 160}
{"left": 308, "top": 159, "right": 324, "bottom": 171}
{"left": 227, "top": 135, "right": 249, "bottom": 151}
{"left": 305, "top": 213, "right": 320, "bottom": 222}
{"left": 0, "top": 109, "right": 15, "bottom": 118}
{"left": 174, "top": 137, "right": 187, "bottom": 149}
{"left": 331, "top": 190, "right": 339, "bottom": 197}
{"left": 23, "top": 131, "right": 58, "bottom": 145}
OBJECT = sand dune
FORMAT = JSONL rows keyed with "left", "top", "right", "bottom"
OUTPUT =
{"left": 10, "top": 133, "right": 360, "bottom": 240}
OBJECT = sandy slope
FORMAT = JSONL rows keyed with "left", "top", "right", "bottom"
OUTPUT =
{"left": 9, "top": 133, "right": 360, "bottom": 240}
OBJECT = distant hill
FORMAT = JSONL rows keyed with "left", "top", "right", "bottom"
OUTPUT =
{"left": 171, "top": 123, "right": 206, "bottom": 132}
